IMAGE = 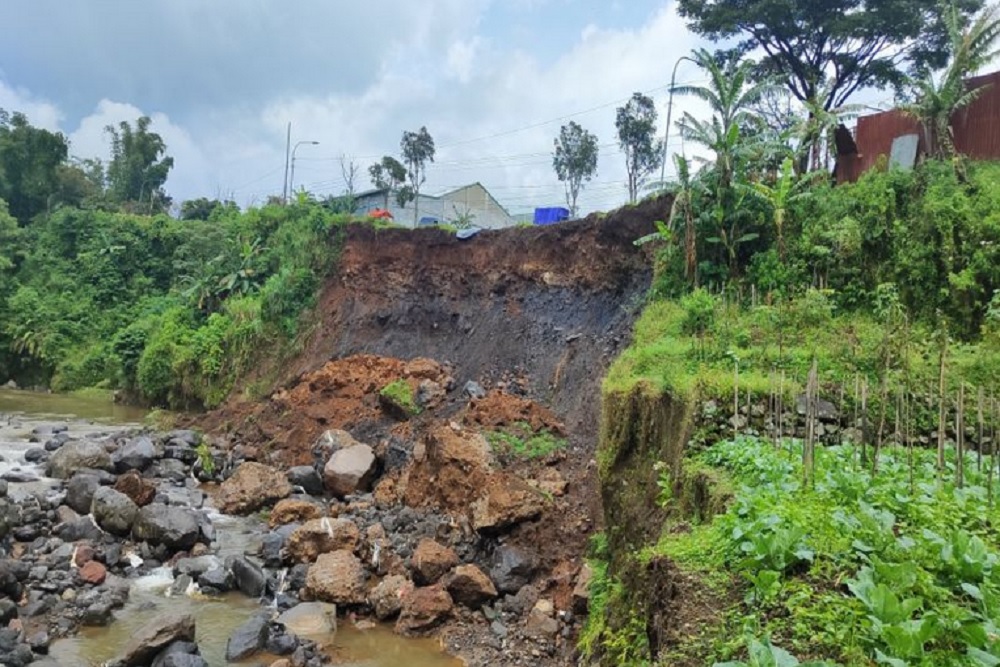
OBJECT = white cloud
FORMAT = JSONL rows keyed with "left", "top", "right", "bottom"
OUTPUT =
{"left": 0, "top": 80, "right": 62, "bottom": 131}
{"left": 3, "top": 2, "right": 713, "bottom": 215}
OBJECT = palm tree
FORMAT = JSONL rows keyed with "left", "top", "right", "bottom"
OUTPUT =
{"left": 903, "top": 4, "right": 1000, "bottom": 159}
{"left": 674, "top": 49, "right": 779, "bottom": 188}
{"left": 674, "top": 49, "right": 778, "bottom": 279}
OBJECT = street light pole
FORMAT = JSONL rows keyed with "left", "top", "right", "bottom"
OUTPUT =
{"left": 282, "top": 122, "right": 291, "bottom": 204}
{"left": 659, "top": 55, "right": 695, "bottom": 187}
{"left": 288, "top": 140, "right": 320, "bottom": 202}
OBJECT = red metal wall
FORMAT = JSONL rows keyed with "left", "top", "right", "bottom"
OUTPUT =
{"left": 838, "top": 70, "right": 1000, "bottom": 183}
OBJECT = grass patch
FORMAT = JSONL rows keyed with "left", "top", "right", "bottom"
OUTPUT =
{"left": 485, "top": 421, "right": 566, "bottom": 460}
{"left": 379, "top": 379, "right": 421, "bottom": 416}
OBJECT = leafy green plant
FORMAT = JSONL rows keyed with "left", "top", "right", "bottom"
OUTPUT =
{"left": 379, "top": 379, "right": 421, "bottom": 416}
{"left": 195, "top": 440, "right": 215, "bottom": 476}
{"left": 714, "top": 636, "right": 836, "bottom": 667}
{"left": 486, "top": 423, "right": 566, "bottom": 460}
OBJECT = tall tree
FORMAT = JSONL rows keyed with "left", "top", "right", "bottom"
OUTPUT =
{"left": 0, "top": 110, "right": 69, "bottom": 223}
{"left": 400, "top": 127, "right": 435, "bottom": 225}
{"left": 553, "top": 121, "right": 599, "bottom": 218}
{"left": 677, "top": 0, "right": 985, "bottom": 111}
{"left": 105, "top": 116, "right": 173, "bottom": 214}
{"left": 674, "top": 49, "right": 776, "bottom": 189}
{"left": 903, "top": 3, "right": 1000, "bottom": 159}
{"left": 368, "top": 156, "right": 407, "bottom": 209}
{"left": 616, "top": 92, "right": 664, "bottom": 203}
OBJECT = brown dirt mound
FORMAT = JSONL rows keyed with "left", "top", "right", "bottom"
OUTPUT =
{"left": 463, "top": 391, "right": 566, "bottom": 436}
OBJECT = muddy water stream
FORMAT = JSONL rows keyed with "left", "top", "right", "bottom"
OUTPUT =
{"left": 1, "top": 390, "right": 461, "bottom": 667}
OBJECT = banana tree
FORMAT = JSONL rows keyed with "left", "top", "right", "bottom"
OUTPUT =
{"left": 903, "top": 4, "right": 1000, "bottom": 159}
{"left": 749, "top": 157, "right": 810, "bottom": 260}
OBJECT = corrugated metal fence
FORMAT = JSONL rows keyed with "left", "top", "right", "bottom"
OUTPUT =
{"left": 837, "top": 70, "right": 1000, "bottom": 183}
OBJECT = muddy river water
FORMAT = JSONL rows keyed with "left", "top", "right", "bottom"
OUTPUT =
{"left": 0, "top": 388, "right": 461, "bottom": 667}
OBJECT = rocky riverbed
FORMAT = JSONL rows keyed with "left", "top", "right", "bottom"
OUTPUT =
{"left": 0, "top": 385, "right": 590, "bottom": 667}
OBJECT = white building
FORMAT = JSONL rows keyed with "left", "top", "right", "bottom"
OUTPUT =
{"left": 354, "top": 182, "right": 514, "bottom": 229}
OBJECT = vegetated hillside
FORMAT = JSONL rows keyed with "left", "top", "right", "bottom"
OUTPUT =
{"left": 586, "top": 161, "right": 1000, "bottom": 667}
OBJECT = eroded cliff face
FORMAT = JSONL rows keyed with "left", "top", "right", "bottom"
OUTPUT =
{"left": 191, "top": 200, "right": 666, "bottom": 665}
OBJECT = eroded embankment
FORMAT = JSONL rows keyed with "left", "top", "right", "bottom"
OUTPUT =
{"left": 205, "top": 200, "right": 662, "bottom": 459}
{"left": 192, "top": 201, "right": 663, "bottom": 665}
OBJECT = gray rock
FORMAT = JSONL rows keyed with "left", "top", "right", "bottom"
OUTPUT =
{"left": 91, "top": 487, "right": 139, "bottom": 536}
{"left": 225, "top": 612, "right": 269, "bottom": 661}
{"left": 154, "top": 654, "right": 208, "bottom": 667}
{"left": 287, "top": 466, "right": 324, "bottom": 495}
{"left": 55, "top": 516, "right": 104, "bottom": 542}
{"left": 132, "top": 505, "right": 201, "bottom": 552}
{"left": 0, "top": 498, "right": 14, "bottom": 538}
{"left": 197, "top": 567, "right": 232, "bottom": 592}
{"left": 1, "top": 470, "right": 38, "bottom": 482}
{"left": 464, "top": 380, "right": 487, "bottom": 399}
{"left": 229, "top": 555, "right": 267, "bottom": 598}
{"left": 0, "top": 479, "right": 7, "bottom": 497}
{"left": 119, "top": 614, "right": 196, "bottom": 666}
{"left": 23, "top": 447, "right": 47, "bottom": 463}
{"left": 165, "top": 430, "right": 200, "bottom": 446}
{"left": 114, "top": 436, "right": 158, "bottom": 472}
{"left": 322, "top": 444, "right": 377, "bottom": 497}
{"left": 47, "top": 441, "right": 113, "bottom": 479}
{"left": 490, "top": 545, "right": 537, "bottom": 595}
{"left": 277, "top": 601, "right": 337, "bottom": 636}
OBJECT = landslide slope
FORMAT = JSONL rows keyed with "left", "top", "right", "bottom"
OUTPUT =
{"left": 212, "top": 197, "right": 661, "bottom": 454}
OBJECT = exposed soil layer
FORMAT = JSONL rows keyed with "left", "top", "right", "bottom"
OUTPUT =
{"left": 196, "top": 200, "right": 665, "bottom": 665}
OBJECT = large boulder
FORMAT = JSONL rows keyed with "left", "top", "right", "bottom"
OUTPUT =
{"left": 369, "top": 574, "right": 411, "bottom": 620}
{"left": 217, "top": 462, "right": 292, "bottom": 515}
{"left": 305, "top": 551, "right": 367, "bottom": 606}
{"left": 132, "top": 505, "right": 201, "bottom": 551}
{"left": 445, "top": 564, "right": 497, "bottom": 608}
{"left": 229, "top": 556, "right": 267, "bottom": 598}
{"left": 490, "top": 545, "right": 537, "bottom": 595}
{"left": 91, "top": 486, "right": 139, "bottom": 536}
{"left": 411, "top": 538, "right": 458, "bottom": 586}
{"left": 119, "top": 614, "right": 196, "bottom": 666}
{"left": 114, "top": 470, "right": 157, "bottom": 507}
{"left": 277, "top": 601, "right": 337, "bottom": 637}
{"left": 286, "top": 518, "right": 359, "bottom": 564}
{"left": 47, "top": 441, "right": 112, "bottom": 479}
{"left": 224, "top": 612, "right": 269, "bottom": 662}
{"left": 113, "top": 436, "right": 157, "bottom": 472}
{"left": 395, "top": 585, "right": 453, "bottom": 636}
{"left": 469, "top": 475, "right": 545, "bottom": 534}
{"left": 323, "top": 445, "right": 377, "bottom": 497}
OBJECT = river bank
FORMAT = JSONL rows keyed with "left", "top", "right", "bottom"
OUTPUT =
{"left": 0, "top": 385, "right": 583, "bottom": 666}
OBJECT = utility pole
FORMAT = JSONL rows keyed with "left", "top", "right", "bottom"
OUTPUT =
{"left": 282, "top": 122, "right": 291, "bottom": 204}
{"left": 659, "top": 55, "right": 695, "bottom": 187}
{"left": 289, "top": 140, "right": 320, "bottom": 201}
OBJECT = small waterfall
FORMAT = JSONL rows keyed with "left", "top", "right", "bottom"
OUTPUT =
{"left": 270, "top": 567, "right": 289, "bottom": 610}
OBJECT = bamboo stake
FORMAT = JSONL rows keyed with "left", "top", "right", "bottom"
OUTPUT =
{"left": 978, "top": 386, "right": 984, "bottom": 474}
{"left": 937, "top": 335, "right": 948, "bottom": 475}
{"left": 956, "top": 385, "right": 965, "bottom": 489}
{"left": 861, "top": 378, "right": 869, "bottom": 466}
{"left": 805, "top": 360, "right": 819, "bottom": 488}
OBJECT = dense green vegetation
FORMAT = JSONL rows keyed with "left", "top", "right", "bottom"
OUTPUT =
{"left": 0, "top": 199, "right": 354, "bottom": 408}
{"left": 485, "top": 422, "right": 567, "bottom": 461}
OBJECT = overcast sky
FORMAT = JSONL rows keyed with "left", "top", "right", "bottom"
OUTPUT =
{"left": 0, "top": 0, "right": 720, "bottom": 215}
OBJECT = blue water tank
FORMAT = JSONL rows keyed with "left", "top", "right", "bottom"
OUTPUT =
{"left": 533, "top": 207, "right": 570, "bottom": 225}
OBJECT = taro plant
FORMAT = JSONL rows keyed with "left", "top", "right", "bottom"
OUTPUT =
{"left": 714, "top": 636, "right": 837, "bottom": 667}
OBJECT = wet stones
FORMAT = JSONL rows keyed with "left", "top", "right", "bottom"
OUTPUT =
{"left": 229, "top": 555, "right": 267, "bottom": 598}
{"left": 131, "top": 504, "right": 201, "bottom": 552}
{"left": 65, "top": 473, "right": 100, "bottom": 515}
{"left": 217, "top": 462, "right": 292, "bottom": 515}
{"left": 225, "top": 612, "right": 270, "bottom": 661}
{"left": 113, "top": 436, "right": 158, "bottom": 473}
{"left": 46, "top": 440, "right": 113, "bottom": 479}
{"left": 119, "top": 613, "right": 196, "bottom": 666}
{"left": 91, "top": 487, "right": 139, "bottom": 536}
{"left": 277, "top": 601, "right": 337, "bottom": 636}
{"left": 286, "top": 466, "right": 324, "bottom": 496}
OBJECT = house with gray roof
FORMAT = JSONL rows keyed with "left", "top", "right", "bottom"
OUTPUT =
{"left": 354, "top": 182, "right": 514, "bottom": 229}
